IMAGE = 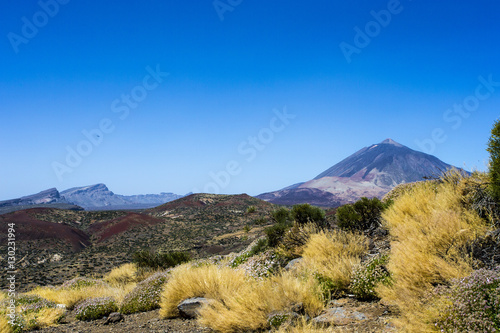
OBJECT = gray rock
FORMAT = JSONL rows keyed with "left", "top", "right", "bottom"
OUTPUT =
{"left": 312, "top": 307, "right": 367, "bottom": 327}
{"left": 104, "top": 312, "right": 124, "bottom": 325}
{"left": 284, "top": 258, "right": 303, "bottom": 271}
{"left": 178, "top": 297, "right": 212, "bottom": 319}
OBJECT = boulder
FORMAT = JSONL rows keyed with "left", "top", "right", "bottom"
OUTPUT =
{"left": 104, "top": 312, "right": 124, "bottom": 325}
{"left": 178, "top": 297, "right": 212, "bottom": 319}
{"left": 284, "top": 258, "right": 303, "bottom": 271}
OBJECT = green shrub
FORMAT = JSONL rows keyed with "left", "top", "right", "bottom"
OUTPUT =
{"left": 488, "top": 118, "right": 500, "bottom": 202}
{"left": 246, "top": 205, "right": 257, "bottom": 214}
{"left": 121, "top": 271, "right": 169, "bottom": 314}
{"left": 291, "top": 204, "right": 326, "bottom": 228}
{"left": 133, "top": 250, "right": 191, "bottom": 270}
{"left": 350, "top": 254, "right": 391, "bottom": 300}
{"left": 266, "top": 222, "right": 292, "bottom": 247}
{"left": 253, "top": 217, "right": 268, "bottom": 225}
{"left": 336, "top": 197, "right": 389, "bottom": 231}
{"left": 75, "top": 297, "right": 118, "bottom": 321}
{"left": 271, "top": 207, "right": 292, "bottom": 224}
{"left": 436, "top": 268, "right": 500, "bottom": 332}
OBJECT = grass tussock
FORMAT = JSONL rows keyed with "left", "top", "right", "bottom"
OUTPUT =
{"left": 27, "top": 282, "right": 135, "bottom": 310}
{"left": 104, "top": 263, "right": 138, "bottom": 286}
{"left": 301, "top": 230, "right": 368, "bottom": 294}
{"left": 378, "top": 178, "right": 490, "bottom": 332}
{"left": 159, "top": 264, "right": 248, "bottom": 318}
{"left": 0, "top": 316, "right": 11, "bottom": 333}
{"left": 160, "top": 264, "right": 324, "bottom": 332}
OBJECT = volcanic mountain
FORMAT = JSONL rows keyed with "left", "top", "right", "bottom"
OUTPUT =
{"left": 257, "top": 139, "right": 457, "bottom": 207}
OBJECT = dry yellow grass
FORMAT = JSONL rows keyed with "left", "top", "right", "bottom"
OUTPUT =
{"left": 159, "top": 264, "right": 248, "bottom": 318}
{"left": 379, "top": 178, "right": 489, "bottom": 332}
{"left": 0, "top": 316, "right": 11, "bottom": 333}
{"left": 104, "top": 263, "right": 138, "bottom": 286}
{"left": 198, "top": 271, "right": 324, "bottom": 332}
{"left": 28, "top": 283, "right": 135, "bottom": 309}
{"left": 24, "top": 307, "right": 66, "bottom": 329}
{"left": 160, "top": 264, "right": 324, "bottom": 332}
{"left": 301, "top": 230, "right": 368, "bottom": 292}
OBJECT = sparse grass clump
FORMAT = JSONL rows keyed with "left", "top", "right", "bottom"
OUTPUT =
{"left": 379, "top": 177, "right": 489, "bottom": 332}
{"left": 104, "top": 263, "right": 137, "bottom": 287}
{"left": 301, "top": 230, "right": 368, "bottom": 297}
{"left": 74, "top": 297, "right": 118, "bottom": 321}
{"left": 436, "top": 268, "right": 500, "bottom": 332}
{"left": 27, "top": 277, "right": 131, "bottom": 310}
{"left": 120, "top": 271, "right": 169, "bottom": 314}
{"left": 350, "top": 254, "right": 391, "bottom": 300}
{"left": 160, "top": 264, "right": 248, "bottom": 319}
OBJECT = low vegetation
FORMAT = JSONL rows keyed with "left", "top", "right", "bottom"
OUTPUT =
{"left": 4, "top": 121, "right": 500, "bottom": 332}
{"left": 133, "top": 250, "right": 191, "bottom": 270}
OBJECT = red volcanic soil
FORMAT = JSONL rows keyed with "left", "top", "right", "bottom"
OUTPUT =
{"left": 89, "top": 213, "right": 165, "bottom": 242}
{"left": 0, "top": 209, "right": 90, "bottom": 251}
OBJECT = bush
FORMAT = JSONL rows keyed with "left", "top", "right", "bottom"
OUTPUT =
{"left": 271, "top": 207, "right": 292, "bottom": 224}
{"left": 60, "top": 277, "right": 107, "bottom": 290}
{"left": 266, "top": 222, "right": 292, "bottom": 247}
{"left": 291, "top": 204, "right": 326, "bottom": 228}
{"left": 229, "top": 238, "right": 269, "bottom": 268}
{"left": 301, "top": 230, "right": 368, "bottom": 297}
{"left": 488, "top": 118, "right": 500, "bottom": 202}
{"left": 437, "top": 268, "right": 500, "bottom": 332}
{"left": 75, "top": 297, "right": 118, "bottom": 321}
{"left": 246, "top": 205, "right": 257, "bottom": 214}
{"left": 336, "top": 197, "right": 388, "bottom": 231}
{"left": 5, "top": 295, "right": 64, "bottom": 332}
{"left": 121, "top": 271, "right": 169, "bottom": 314}
{"left": 279, "top": 222, "right": 321, "bottom": 258}
{"left": 350, "top": 254, "right": 391, "bottom": 300}
{"left": 133, "top": 250, "right": 191, "bottom": 270}
{"left": 237, "top": 250, "right": 285, "bottom": 279}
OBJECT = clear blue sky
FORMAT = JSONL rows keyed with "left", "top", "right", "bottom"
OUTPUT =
{"left": 0, "top": 0, "right": 499, "bottom": 200}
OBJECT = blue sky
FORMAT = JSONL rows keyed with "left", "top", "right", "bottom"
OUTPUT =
{"left": 0, "top": 0, "right": 499, "bottom": 200}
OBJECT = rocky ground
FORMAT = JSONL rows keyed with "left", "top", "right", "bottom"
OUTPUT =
{"left": 33, "top": 309, "right": 211, "bottom": 333}
{"left": 31, "top": 298, "right": 398, "bottom": 333}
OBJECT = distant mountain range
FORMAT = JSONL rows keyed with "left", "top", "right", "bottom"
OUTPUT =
{"left": 1, "top": 138, "right": 464, "bottom": 212}
{"left": 60, "top": 184, "right": 184, "bottom": 210}
{"left": 0, "top": 184, "right": 184, "bottom": 213}
{"left": 257, "top": 138, "right": 459, "bottom": 207}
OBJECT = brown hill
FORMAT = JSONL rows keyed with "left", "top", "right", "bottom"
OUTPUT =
{"left": 0, "top": 194, "right": 276, "bottom": 291}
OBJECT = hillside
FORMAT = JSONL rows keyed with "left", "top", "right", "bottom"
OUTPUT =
{"left": 0, "top": 194, "right": 275, "bottom": 291}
